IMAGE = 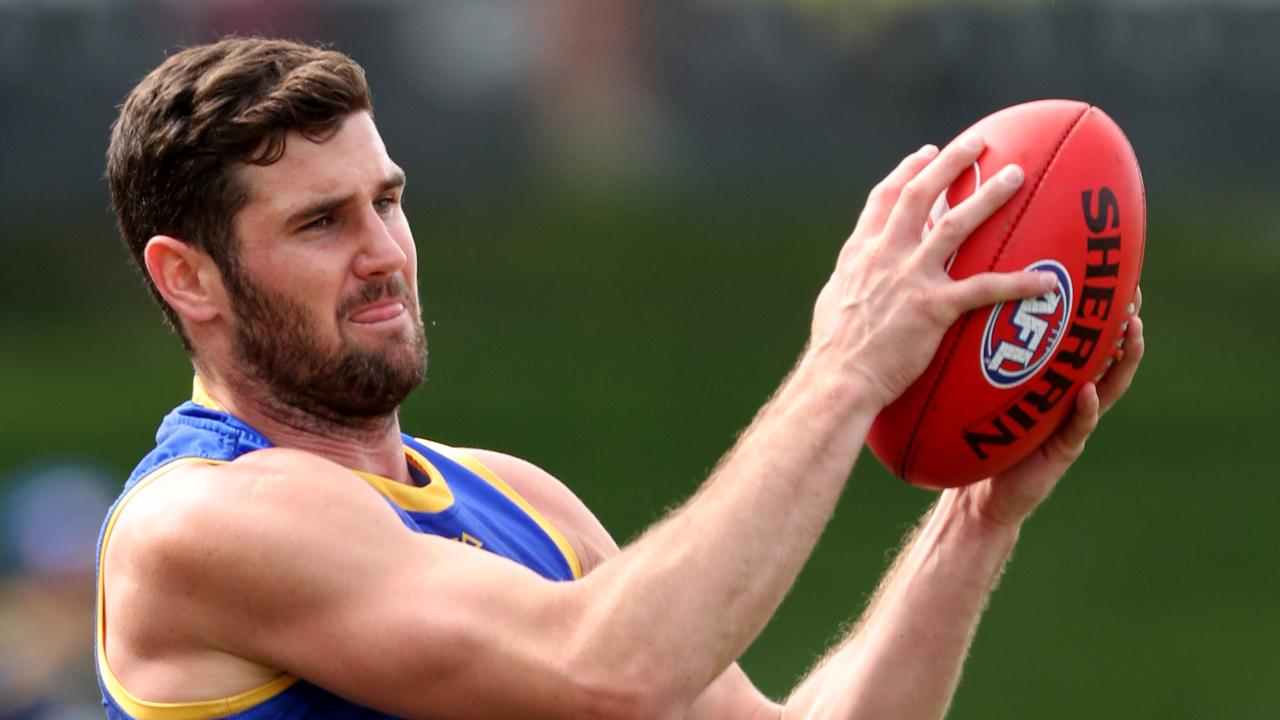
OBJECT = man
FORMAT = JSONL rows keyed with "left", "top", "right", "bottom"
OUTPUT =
{"left": 97, "top": 37, "right": 1143, "bottom": 720}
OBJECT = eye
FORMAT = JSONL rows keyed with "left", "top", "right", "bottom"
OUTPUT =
{"left": 300, "top": 216, "right": 333, "bottom": 233}
{"left": 374, "top": 195, "right": 399, "bottom": 214}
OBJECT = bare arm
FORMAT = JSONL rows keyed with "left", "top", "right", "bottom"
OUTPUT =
{"left": 107, "top": 133, "right": 1048, "bottom": 720}
{"left": 466, "top": 302, "right": 1142, "bottom": 720}
{"left": 782, "top": 311, "right": 1146, "bottom": 720}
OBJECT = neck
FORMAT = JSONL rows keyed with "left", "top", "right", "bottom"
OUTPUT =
{"left": 196, "top": 368, "right": 413, "bottom": 485}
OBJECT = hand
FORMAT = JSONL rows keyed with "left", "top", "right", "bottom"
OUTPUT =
{"left": 810, "top": 134, "right": 1055, "bottom": 409}
{"left": 954, "top": 288, "right": 1146, "bottom": 528}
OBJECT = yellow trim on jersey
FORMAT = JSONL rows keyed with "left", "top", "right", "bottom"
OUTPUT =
{"left": 191, "top": 376, "right": 223, "bottom": 411}
{"left": 417, "top": 440, "right": 583, "bottom": 580}
{"left": 96, "top": 458, "right": 299, "bottom": 720}
{"left": 352, "top": 446, "right": 455, "bottom": 513}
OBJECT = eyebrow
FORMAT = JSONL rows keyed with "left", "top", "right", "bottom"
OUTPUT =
{"left": 282, "top": 169, "right": 407, "bottom": 229}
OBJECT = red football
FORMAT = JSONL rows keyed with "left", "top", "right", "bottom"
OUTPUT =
{"left": 867, "top": 99, "right": 1145, "bottom": 489}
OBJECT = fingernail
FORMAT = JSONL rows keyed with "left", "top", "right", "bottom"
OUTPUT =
{"left": 1094, "top": 371, "right": 1106, "bottom": 382}
{"left": 1115, "top": 338, "right": 1125, "bottom": 349}
{"left": 999, "top": 164, "right": 1023, "bottom": 186}
{"left": 1127, "top": 302, "right": 1136, "bottom": 314}
{"left": 1120, "top": 321, "right": 1129, "bottom": 332}
{"left": 961, "top": 133, "right": 983, "bottom": 151}
{"left": 918, "top": 144, "right": 939, "bottom": 158}
{"left": 1038, "top": 272, "right": 1057, "bottom": 290}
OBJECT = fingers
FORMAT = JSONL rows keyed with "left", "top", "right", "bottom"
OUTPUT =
{"left": 934, "top": 269, "right": 1056, "bottom": 320}
{"left": 1098, "top": 315, "right": 1144, "bottom": 415}
{"left": 976, "top": 381, "right": 1100, "bottom": 527}
{"left": 917, "top": 163, "right": 1024, "bottom": 267}
{"left": 1132, "top": 285, "right": 1143, "bottom": 315}
{"left": 1045, "top": 382, "right": 1101, "bottom": 466}
{"left": 853, "top": 145, "right": 940, "bottom": 241}
{"left": 1025, "top": 311, "right": 1141, "bottom": 482}
{"left": 883, "top": 132, "right": 987, "bottom": 243}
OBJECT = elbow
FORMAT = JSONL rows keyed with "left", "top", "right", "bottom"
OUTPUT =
{"left": 556, "top": 624, "right": 692, "bottom": 720}
{"left": 552, "top": 577, "right": 703, "bottom": 720}
{"left": 557, "top": 617, "right": 686, "bottom": 719}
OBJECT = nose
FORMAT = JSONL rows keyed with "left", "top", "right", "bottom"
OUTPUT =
{"left": 352, "top": 207, "right": 408, "bottom": 280}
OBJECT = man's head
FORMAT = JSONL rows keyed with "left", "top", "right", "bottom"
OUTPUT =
{"left": 108, "top": 37, "right": 426, "bottom": 421}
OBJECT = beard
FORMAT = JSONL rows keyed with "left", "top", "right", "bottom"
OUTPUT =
{"left": 226, "top": 269, "right": 427, "bottom": 424}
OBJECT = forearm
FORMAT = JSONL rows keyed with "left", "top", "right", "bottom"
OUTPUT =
{"left": 783, "top": 490, "right": 1020, "bottom": 720}
{"left": 567, "top": 354, "right": 878, "bottom": 709}
{"left": 552, "top": 136, "right": 1043, "bottom": 715}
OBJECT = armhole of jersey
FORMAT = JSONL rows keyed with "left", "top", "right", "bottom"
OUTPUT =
{"left": 97, "top": 457, "right": 299, "bottom": 720}
{"left": 416, "top": 440, "right": 584, "bottom": 580}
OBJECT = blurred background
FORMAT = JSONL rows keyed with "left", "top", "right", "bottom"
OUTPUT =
{"left": 1, "top": 0, "right": 1276, "bottom": 717}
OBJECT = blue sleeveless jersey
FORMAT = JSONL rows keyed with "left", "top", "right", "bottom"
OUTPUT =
{"left": 95, "top": 383, "right": 581, "bottom": 719}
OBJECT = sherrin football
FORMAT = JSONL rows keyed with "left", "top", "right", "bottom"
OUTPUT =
{"left": 867, "top": 99, "right": 1145, "bottom": 489}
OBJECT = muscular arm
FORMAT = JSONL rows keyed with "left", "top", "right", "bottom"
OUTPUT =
{"left": 460, "top": 317, "right": 1144, "bottom": 720}
{"left": 107, "top": 135, "right": 1051, "bottom": 720}
{"left": 466, "top": 308, "right": 1141, "bottom": 720}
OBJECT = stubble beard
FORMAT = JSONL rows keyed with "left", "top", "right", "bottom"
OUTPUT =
{"left": 227, "top": 269, "right": 427, "bottom": 432}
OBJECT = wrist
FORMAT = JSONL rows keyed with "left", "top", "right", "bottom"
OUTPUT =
{"left": 933, "top": 488, "right": 1023, "bottom": 552}
{"left": 788, "top": 352, "right": 885, "bottom": 429}
{"left": 800, "top": 331, "right": 909, "bottom": 411}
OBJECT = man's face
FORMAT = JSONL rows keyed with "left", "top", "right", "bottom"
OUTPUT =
{"left": 225, "top": 112, "right": 426, "bottom": 422}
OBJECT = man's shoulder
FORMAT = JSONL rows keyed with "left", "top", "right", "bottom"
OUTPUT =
{"left": 108, "top": 448, "right": 389, "bottom": 572}
{"left": 98, "top": 450, "right": 451, "bottom": 710}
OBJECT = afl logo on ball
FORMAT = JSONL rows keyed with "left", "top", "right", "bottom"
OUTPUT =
{"left": 981, "top": 260, "right": 1072, "bottom": 389}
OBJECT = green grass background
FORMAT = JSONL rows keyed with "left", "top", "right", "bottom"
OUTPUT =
{"left": 1, "top": 182, "right": 1276, "bottom": 717}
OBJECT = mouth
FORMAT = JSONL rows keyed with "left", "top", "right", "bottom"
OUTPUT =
{"left": 348, "top": 298, "right": 407, "bottom": 326}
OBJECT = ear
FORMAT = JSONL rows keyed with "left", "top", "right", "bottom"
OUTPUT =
{"left": 143, "top": 236, "right": 227, "bottom": 325}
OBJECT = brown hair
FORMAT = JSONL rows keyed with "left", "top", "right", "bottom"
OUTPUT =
{"left": 106, "top": 36, "right": 372, "bottom": 350}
